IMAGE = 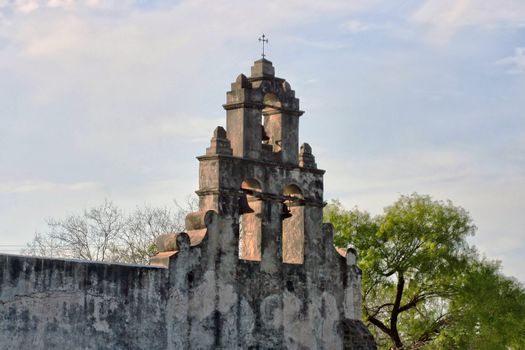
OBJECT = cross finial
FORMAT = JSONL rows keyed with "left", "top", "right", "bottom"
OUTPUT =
{"left": 258, "top": 34, "right": 268, "bottom": 59}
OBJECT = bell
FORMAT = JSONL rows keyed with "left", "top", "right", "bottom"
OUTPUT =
{"left": 238, "top": 193, "right": 254, "bottom": 214}
{"left": 261, "top": 126, "right": 270, "bottom": 145}
{"left": 281, "top": 202, "right": 292, "bottom": 219}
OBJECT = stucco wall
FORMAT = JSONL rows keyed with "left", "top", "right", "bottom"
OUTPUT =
{"left": 0, "top": 212, "right": 374, "bottom": 349}
{"left": 0, "top": 254, "right": 168, "bottom": 350}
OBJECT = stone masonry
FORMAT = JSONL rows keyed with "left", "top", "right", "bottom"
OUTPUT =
{"left": 0, "top": 58, "right": 376, "bottom": 349}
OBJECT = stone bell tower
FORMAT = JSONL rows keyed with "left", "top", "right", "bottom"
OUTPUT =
{"left": 194, "top": 58, "right": 323, "bottom": 267}
{"left": 155, "top": 58, "right": 376, "bottom": 349}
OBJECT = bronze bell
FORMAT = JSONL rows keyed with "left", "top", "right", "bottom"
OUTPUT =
{"left": 238, "top": 193, "right": 254, "bottom": 214}
{"left": 261, "top": 125, "right": 270, "bottom": 144}
{"left": 281, "top": 202, "right": 292, "bottom": 219}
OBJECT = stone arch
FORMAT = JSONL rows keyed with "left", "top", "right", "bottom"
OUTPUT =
{"left": 241, "top": 179, "right": 262, "bottom": 193}
{"left": 263, "top": 92, "right": 282, "bottom": 110}
{"left": 252, "top": 79, "right": 294, "bottom": 106}
{"left": 262, "top": 92, "right": 283, "bottom": 153}
{"left": 282, "top": 184, "right": 305, "bottom": 264}
{"left": 239, "top": 179, "right": 263, "bottom": 261}
{"left": 283, "top": 184, "right": 303, "bottom": 199}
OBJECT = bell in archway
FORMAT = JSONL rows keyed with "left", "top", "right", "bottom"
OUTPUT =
{"left": 281, "top": 202, "right": 292, "bottom": 219}
{"left": 238, "top": 193, "right": 255, "bottom": 214}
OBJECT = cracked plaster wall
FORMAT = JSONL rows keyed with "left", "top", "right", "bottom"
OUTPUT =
{"left": 0, "top": 213, "right": 374, "bottom": 349}
{"left": 0, "top": 255, "right": 167, "bottom": 349}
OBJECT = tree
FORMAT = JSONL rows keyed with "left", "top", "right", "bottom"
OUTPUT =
{"left": 433, "top": 260, "right": 525, "bottom": 350}
{"left": 324, "top": 194, "right": 525, "bottom": 349}
{"left": 23, "top": 197, "right": 197, "bottom": 265}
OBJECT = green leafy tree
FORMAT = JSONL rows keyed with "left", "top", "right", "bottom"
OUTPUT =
{"left": 325, "top": 194, "right": 525, "bottom": 349}
{"left": 433, "top": 260, "right": 525, "bottom": 350}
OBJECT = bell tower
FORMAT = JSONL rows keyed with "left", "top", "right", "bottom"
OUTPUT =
{"left": 190, "top": 58, "right": 323, "bottom": 266}
{"left": 152, "top": 56, "right": 376, "bottom": 349}
{"left": 224, "top": 58, "right": 303, "bottom": 165}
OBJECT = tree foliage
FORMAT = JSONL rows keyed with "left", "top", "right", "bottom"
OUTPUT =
{"left": 325, "top": 193, "right": 525, "bottom": 349}
{"left": 433, "top": 260, "right": 525, "bottom": 350}
{"left": 23, "top": 198, "right": 196, "bottom": 264}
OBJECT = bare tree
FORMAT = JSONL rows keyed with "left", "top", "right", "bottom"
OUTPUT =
{"left": 113, "top": 205, "right": 184, "bottom": 264}
{"left": 23, "top": 197, "right": 197, "bottom": 264}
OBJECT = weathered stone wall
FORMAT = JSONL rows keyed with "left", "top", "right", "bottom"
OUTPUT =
{"left": 0, "top": 212, "right": 375, "bottom": 349}
{"left": 0, "top": 254, "right": 168, "bottom": 350}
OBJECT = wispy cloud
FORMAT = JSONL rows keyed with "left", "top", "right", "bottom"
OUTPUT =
{"left": 0, "top": 180, "right": 100, "bottom": 194}
{"left": 339, "top": 20, "right": 391, "bottom": 34}
{"left": 494, "top": 47, "right": 525, "bottom": 74}
{"left": 287, "top": 36, "right": 347, "bottom": 50}
{"left": 412, "top": 0, "right": 525, "bottom": 28}
{"left": 144, "top": 116, "right": 223, "bottom": 140}
{"left": 324, "top": 149, "right": 474, "bottom": 197}
{"left": 410, "top": 0, "right": 525, "bottom": 46}
{"left": 15, "top": 0, "right": 40, "bottom": 13}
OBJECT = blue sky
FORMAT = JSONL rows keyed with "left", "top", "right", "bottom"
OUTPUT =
{"left": 0, "top": 0, "right": 524, "bottom": 281}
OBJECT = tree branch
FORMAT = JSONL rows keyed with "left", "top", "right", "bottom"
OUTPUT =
{"left": 367, "top": 315, "right": 392, "bottom": 338}
{"left": 369, "top": 302, "right": 395, "bottom": 317}
{"left": 390, "top": 271, "right": 405, "bottom": 349}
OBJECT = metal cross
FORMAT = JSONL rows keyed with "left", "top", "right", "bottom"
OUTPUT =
{"left": 258, "top": 34, "right": 268, "bottom": 58}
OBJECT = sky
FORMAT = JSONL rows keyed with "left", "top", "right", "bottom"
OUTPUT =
{"left": 0, "top": 0, "right": 524, "bottom": 281}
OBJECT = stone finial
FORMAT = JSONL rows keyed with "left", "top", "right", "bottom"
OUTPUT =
{"left": 151, "top": 232, "right": 191, "bottom": 267}
{"left": 299, "top": 143, "right": 317, "bottom": 169}
{"left": 206, "top": 126, "right": 233, "bottom": 155}
{"left": 231, "top": 73, "right": 250, "bottom": 89}
{"left": 155, "top": 232, "right": 190, "bottom": 252}
{"left": 251, "top": 58, "right": 275, "bottom": 78}
{"left": 214, "top": 125, "right": 227, "bottom": 139}
{"left": 346, "top": 245, "right": 358, "bottom": 266}
{"left": 155, "top": 233, "right": 179, "bottom": 252}
{"left": 300, "top": 143, "right": 312, "bottom": 154}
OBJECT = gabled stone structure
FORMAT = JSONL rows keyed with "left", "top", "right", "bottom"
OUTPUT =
{"left": 192, "top": 58, "right": 324, "bottom": 268}
{"left": 0, "top": 58, "right": 375, "bottom": 349}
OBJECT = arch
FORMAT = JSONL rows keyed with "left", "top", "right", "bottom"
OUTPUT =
{"left": 241, "top": 179, "right": 262, "bottom": 193}
{"left": 282, "top": 184, "right": 305, "bottom": 264}
{"left": 239, "top": 179, "right": 262, "bottom": 261}
{"left": 283, "top": 184, "right": 303, "bottom": 199}
{"left": 263, "top": 92, "right": 282, "bottom": 110}
{"left": 262, "top": 93, "right": 283, "bottom": 152}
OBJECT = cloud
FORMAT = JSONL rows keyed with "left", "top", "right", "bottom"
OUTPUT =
{"left": 0, "top": 180, "right": 100, "bottom": 194}
{"left": 15, "top": 0, "right": 40, "bottom": 13}
{"left": 46, "top": 0, "right": 74, "bottom": 8}
{"left": 494, "top": 47, "right": 525, "bottom": 74}
{"left": 410, "top": 0, "right": 525, "bottom": 45}
{"left": 340, "top": 20, "right": 372, "bottom": 33}
{"left": 412, "top": 0, "right": 525, "bottom": 28}
{"left": 339, "top": 20, "right": 390, "bottom": 34}
{"left": 143, "top": 116, "right": 224, "bottom": 141}
{"left": 0, "top": 0, "right": 134, "bottom": 14}
{"left": 286, "top": 36, "right": 347, "bottom": 50}
{"left": 324, "top": 149, "right": 473, "bottom": 196}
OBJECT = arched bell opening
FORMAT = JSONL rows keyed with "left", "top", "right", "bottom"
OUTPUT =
{"left": 282, "top": 184, "right": 305, "bottom": 264}
{"left": 239, "top": 179, "right": 262, "bottom": 261}
{"left": 263, "top": 93, "right": 282, "bottom": 113}
{"left": 262, "top": 93, "right": 283, "bottom": 153}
